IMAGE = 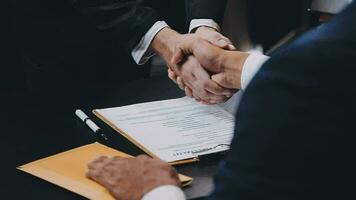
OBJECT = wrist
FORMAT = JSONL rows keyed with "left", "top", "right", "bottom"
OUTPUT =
{"left": 151, "top": 27, "right": 182, "bottom": 64}
{"left": 221, "top": 51, "right": 250, "bottom": 89}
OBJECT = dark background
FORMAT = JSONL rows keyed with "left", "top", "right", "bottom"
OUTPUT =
{"left": 1, "top": 0, "right": 25, "bottom": 92}
{"left": 1, "top": 0, "right": 309, "bottom": 94}
{"left": 0, "top": 0, "right": 316, "bottom": 198}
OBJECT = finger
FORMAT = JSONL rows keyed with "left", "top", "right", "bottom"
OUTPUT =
{"left": 171, "top": 35, "right": 199, "bottom": 65}
{"left": 102, "top": 157, "right": 124, "bottom": 174}
{"left": 191, "top": 88, "right": 223, "bottom": 103}
{"left": 211, "top": 73, "right": 238, "bottom": 89}
{"left": 174, "top": 37, "right": 225, "bottom": 74}
{"left": 87, "top": 168, "right": 112, "bottom": 189}
{"left": 86, "top": 168, "right": 101, "bottom": 180}
{"left": 216, "top": 38, "right": 236, "bottom": 50}
{"left": 202, "top": 79, "right": 234, "bottom": 96}
{"left": 189, "top": 83, "right": 229, "bottom": 103}
{"left": 168, "top": 69, "right": 177, "bottom": 83}
{"left": 215, "top": 38, "right": 229, "bottom": 48}
{"left": 137, "top": 154, "right": 151, "bottom": 160}
{"left": 206, "top": 94, "right": 229, "bottom": 104}
{"left": 185, "top": 86, "right": 193, "bottom": 98}
{"left": 168, "top": 68, "right": 175, "bottom": 75}
{"left": 204, "top": 32, "right": 236, "bottom": 50}
{"left": 199, "top": 92, "right": 229, "bottom": 104}
{"left": 219, "top": 36, "right": 237, "bottom": 49}
{"left": 93, "top": 156, "right": 108, "bottom": 163}
{"left": 192, "top": 92, "right": 201, "bottom": 102}
{"left": 227, "top": 44, "right": 237, "bottom": 51}
{"left": 189, "top": 63, "right": 231, "bottom": 96}
{"left": 111, "top": 156, "right": 124, "bottom": 163}
{"left": 87, "top": 156, "right": 110, "bottom": 182}
{"left": 200, "top": 100, "right": 212, "bottom": 105}
{"left": 188, "top": 80, "right": 224, "bottom": 103}
{"left": 88, "top": 156, "right": 109, "bottom": 170}
{"left": 176, "top": 77, "right": 185, "bottom": 90}
{"left": 171, "top": 47, "right": 185, "bottom": 66}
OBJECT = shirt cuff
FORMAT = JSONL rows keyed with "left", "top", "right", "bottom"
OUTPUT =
{"left": 142, "top": 185, "right": 186, "bottom": 200}
{"left": 189, "top": 19, "right": 221, "bottom": 33}
{"left": 131, "top": 21, "right": 169, "bottom": 65}
{"left": 241, "top": 51, "right": 270, "bottom": 90}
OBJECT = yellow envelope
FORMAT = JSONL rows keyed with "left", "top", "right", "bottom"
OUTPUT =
{"left": 17, "top": 142, "right": 193, "bottom": 200}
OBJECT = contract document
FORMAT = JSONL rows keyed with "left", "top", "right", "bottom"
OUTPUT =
{"left": 93, "top": 97, "right": 236, "bottom": 163}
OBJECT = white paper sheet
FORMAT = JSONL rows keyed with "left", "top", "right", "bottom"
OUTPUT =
{"left": 95, "top": 97, "right": 235, "bottom": 162}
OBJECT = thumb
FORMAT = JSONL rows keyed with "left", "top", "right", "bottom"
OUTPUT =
{"left": 208, "top": 36, "right": 237, "bottom": 51}
{"left": 171, "top": 47, "right": 186, "bottom": 66}
{"left": 171, "top": 35, "right": 197, "bottom": 65}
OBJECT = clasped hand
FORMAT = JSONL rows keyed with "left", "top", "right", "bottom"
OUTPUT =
{"left": 86, "top": 28, "right": 252, "bottom": 200}
{"left": 167, "top": 28, "right": 248, "bottom": 104}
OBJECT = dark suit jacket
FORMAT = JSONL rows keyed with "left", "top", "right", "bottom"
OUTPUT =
{"left": 209, "top": 2, "right": 356, "bottom": 199}
{"left": 12, "top": 0, "right": 227, "bottom": 94}
{"left": 186, "top": 0, "right": 227, "bottom": 26}
{"left": 246, "top": 0, "right": 307, "bottom": 51}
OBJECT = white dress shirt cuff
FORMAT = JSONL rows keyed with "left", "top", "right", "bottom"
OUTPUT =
{"left": 241, "top": 51, "right": 270, "bottom": 90}
{"left": 189, "top": 19, "right": 221, "bottom": 33}
{"left": 131, "top": 21, "right": 169, "bottom": 65}
{"left": 142, "top": 185, "right": 186, "bottom": 200}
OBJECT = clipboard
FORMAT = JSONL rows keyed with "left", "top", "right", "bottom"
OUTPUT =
{"left": 93, "top": 110, "right": 200, "bottom": 165}
{"left": 91, "top": 97, "right": 234, "bottom": 165}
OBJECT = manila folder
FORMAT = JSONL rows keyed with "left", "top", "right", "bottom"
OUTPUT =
{"left": 17, "top": 142, "right": 193, "bottom": 200}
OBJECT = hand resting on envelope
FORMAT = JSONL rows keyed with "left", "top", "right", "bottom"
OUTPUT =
{"left": 87, "top": 155, "right": 180, "bottom": 200}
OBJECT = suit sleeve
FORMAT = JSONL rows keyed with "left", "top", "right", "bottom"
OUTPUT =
{"left": 185, "top": 0, "right": 227, "bottom": 26}
{"left": 208, "top": 3, "right": 356, "bottom": 199}
{"left": 70, "top": 0, "right": 161, "bottom": 53}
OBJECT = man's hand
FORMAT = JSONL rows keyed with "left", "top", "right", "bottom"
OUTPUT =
{"left": 166, "top": 26, "right": 237, "bottom": 103}
{"left": 195, "top": 26, "right": 236, "bottom": 51}
{"left": 151, "top": 27, "right": 234, "bottom": 104}
{"left": 87, "top": 155, "right": 180, "bottom": 200}
{"left": 172, "top": 35, "right": 250, "bottom": 90}
{"left": 171, "top": 55, "right": 234, "bottom": 104}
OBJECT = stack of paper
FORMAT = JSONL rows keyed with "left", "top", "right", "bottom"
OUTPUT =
{"left": 94, "top": 97, "right": 235, "bottom": 164}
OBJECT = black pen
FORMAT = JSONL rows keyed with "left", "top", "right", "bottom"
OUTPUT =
{"left": 75, "top": 109, "right": 108, "bottom": 141}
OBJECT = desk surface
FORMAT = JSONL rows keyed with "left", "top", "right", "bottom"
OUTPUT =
{"left": 1, "top": 75, "right": 221, "bottom": 199}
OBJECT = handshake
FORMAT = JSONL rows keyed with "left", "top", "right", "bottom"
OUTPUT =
{"left": 151, "top": 26, "right": 250, "bottom": 104}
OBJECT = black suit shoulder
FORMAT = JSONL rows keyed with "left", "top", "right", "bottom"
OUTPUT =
{"left": 14, "top": 0, "right": 161, "bottom": 54}
{"left": 71, "top": 0, "right": 161, "bottom": 53}
{"left": 209, "top": 2, "right": 356, "bottom": 200}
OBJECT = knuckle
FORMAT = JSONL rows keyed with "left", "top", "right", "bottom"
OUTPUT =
{"left": 137, "top": 154, "right": 150, "bottom": 160}
{"left": 196, "top": 88, "right": 207, "bottom": 97}
{"left": 212, "top": 32, "right": 222, "bottom": 40}
{"left": 103, "top": 164, "right": 111, "bottom": 172}
{"left": 87, "top": 161, "right": 96, "bottom": 169}
{"left": 202, "top": 80, "right": 210, "bottom": 88}
{"left": 215, "top": 86, "right": 225, "bottom": 94}
{"left": 160, "top": 163, "right": 172, "bottom": 171}
{"left": 112, "top": 156, "right": 122, "bottom": 161}
{"left": 94, "top": 156, "right": 107, "bottom": 163}
{"left": 89, "top": 170, "right": 100, "bottom": 179}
